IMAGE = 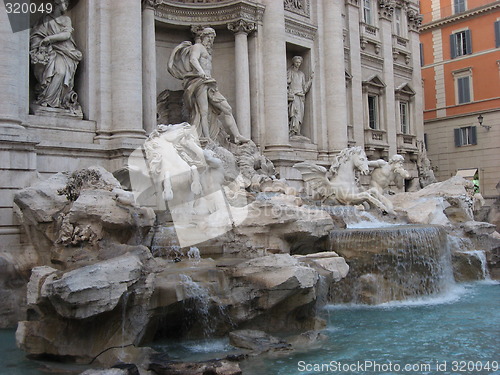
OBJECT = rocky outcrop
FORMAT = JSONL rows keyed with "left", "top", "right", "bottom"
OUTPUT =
{"left": 391, "top": 176, "right": 474, "bottom": 226}
{"left": 14, "top": 166, "right": 155, "bottom": 269}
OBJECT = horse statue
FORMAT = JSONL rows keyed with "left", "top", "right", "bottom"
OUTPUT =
{"left": 368, "top": 154, "right": 410, "bottom": 195}
{"left": 294, "top": 146, "right": 394, "bottom": 214}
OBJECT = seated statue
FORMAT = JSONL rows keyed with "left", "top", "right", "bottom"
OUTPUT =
{"left": 30, "top": 0, "right": 82, "bottom": 115}
{"left": 368, "top": 155, "right": 410, "bottom": 195}
{"left": 167, "top": 27, "right": 248, "bottom": 144}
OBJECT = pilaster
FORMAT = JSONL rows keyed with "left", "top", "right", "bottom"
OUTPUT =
{"left": 323, "top": 0, "right": 348, "bottom": 154}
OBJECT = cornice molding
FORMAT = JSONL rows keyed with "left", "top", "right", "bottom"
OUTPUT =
{"left": 155, "top": 0, "right": 265, "bottom": 27}
{"left": 421, "top": 3, "right": 500, "bottom": 31}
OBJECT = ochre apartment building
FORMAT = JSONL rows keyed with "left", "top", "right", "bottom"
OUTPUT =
{"left": 420, "top": 0, "right": 500, "bottom": 201}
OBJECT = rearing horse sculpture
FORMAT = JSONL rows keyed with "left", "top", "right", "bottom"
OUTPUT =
{"left": 294, "top": 146, "right": 394, "bottom": 214}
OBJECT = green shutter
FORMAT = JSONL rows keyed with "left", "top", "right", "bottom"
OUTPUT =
{"left": 450, "top": 34, "right": 457, "bottom": 58}
{"left": 495, "top": 21, "right": 500, "bottom": 48}
{"left": 471, "top": 126, "right": 477, "bottom": 145}
{"left": 454, "top": 128, "right": 461, "bottom": 147}
{"left": 465, "top": 29, "right": 472, "bottom": 54}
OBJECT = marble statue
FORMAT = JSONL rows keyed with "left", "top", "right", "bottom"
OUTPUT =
{"left": 294, "top": 146, "right": 394, "bottom": 214}
{"left": 29, "top": 0, "right": 82, "bottom": 116}
{"left": 368, "top": 155, "right": 410, "bottom": 195}
{"left": 287, "top": 56, "right": 314, "bottom": 137}
{"left": 167, "top": 27, "right": 249, "bottom": 144}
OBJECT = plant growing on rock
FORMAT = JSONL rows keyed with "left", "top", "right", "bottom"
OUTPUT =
{"left": 57, "top": 169, "right": 103, "bottom": 201}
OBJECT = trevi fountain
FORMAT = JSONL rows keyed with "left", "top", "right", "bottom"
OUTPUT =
{"left": 0, "top": 1, "right": 498, "bottom": 375}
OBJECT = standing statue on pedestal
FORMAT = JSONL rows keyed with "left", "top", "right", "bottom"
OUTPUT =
{"left": 287, "top": 56, "right": 314, "bottom": 137}
{"left": 167, "top": 27, "right": 248, "bottom": 144}
{"left": 30, "top": 0, "right": 82, "bottom": 117}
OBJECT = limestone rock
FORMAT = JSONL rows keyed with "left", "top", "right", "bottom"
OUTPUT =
{"left": 391, "top": 176, "right": 474, "bottom": 226}
{"left": 461, "top": 221, "right": 497, "bottom": 236}
{"left": 47, "top": 254, "right": 143, "bottom": 319}
{"left": 14, "top": 167, "right": 155, "bottom": 268}
{"left": 233, "top": 254, "right": 318, "bottom": 290}
{"left": 228, "top": 329, "right": 291, "bottom": 352}
{"left": 295, "top": 252, "right": 349, "bottom": 281}
{"left": 26, "top": 266, "right": 57, "bottom": 305}
{"left": 148, "top": 357, "right": 242, "bottom": 375}
{"left": 452, "top": 251, "right": 488, "bottom": 282}
{"left": 80, "top": 370, "right": 128, "bottom": 375}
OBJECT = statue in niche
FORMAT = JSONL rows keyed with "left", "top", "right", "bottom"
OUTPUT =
{"left": 368, "top": 155, "right": 411, "bottom": 195}
{"left": 287, "top": 56, "right": 314, "bottom": 137}
{"left": 167, "top": 27, "right": 249, "bottom": 144}
{"left": 29, "top": 0, "right": 82, "bottom": 117}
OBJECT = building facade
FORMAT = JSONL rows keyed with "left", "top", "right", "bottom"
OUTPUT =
{"left": 0, "top": 0, "right": 424, "bottom": 251}
{"left": 420, "top": 0, "right": 500, "bottom": 201}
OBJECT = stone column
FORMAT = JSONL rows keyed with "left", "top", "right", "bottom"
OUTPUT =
{"left": 261, "top": 0, "right": 290, "bottom": 155}
{"left": 379, "top": 2, "right": 397, "bottom": 156}
{"left": 109, "top": 0, "right": 145, "bottom": 142}
{"left": 228, "top": 20, "right": 255, "bottom": 140}
{"left": 0, "top": 5, "right": 38, "bottom": 249}
{"left": 142, "top": 0, "right": 159, "bottom": 135}
{"left": 0, "top": 4, "right": 28, "bottom": 134}
{"left": 322, "top": 0, "right": 348, "bottom": 153}
{"left": 408, "top": 8, "right": 424, "bottom": 141}
{"left": 346, "top": 1, "right": 365, "bottom": 149}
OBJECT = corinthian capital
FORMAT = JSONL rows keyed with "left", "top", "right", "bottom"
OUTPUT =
{"left": 142, "top": 0, "right": 162, "bottom": 9}
{"left": 227, "top": 20, "right": 256, "bottom": 35}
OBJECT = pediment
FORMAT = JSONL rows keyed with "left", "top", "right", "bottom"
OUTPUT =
{"left": 395, "top": 83, "right": 416, "bottom": 96}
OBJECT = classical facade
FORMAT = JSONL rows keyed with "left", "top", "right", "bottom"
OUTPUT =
{"left": 420, "top": 0, "right": 500, "bottom": 201}
{"left": 0, "top": 0, "right": 424, "bottom": 251}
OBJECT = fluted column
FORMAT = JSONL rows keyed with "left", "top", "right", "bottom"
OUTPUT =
{"left": 228, "top": 20, "right": 255, "bottom": 140}
{"left": 110, "top": 0, "right": 145, "bottom": 142}
{"left": 142, "top": 0, "right": 159, "bottom": 135}
{"left": 261, "top": 0, "right": 290, "bottom": 154}
{"left": 323, "top": 0, "right": 348, "bottom": 153}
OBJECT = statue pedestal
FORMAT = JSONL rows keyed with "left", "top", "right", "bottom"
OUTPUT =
{"left": 30, "top": 103, "right": 83, "bottom": 120}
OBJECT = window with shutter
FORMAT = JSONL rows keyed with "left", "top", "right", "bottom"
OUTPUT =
{"left": 495, "top": 21, "right": 500, "bottom": 48}
{"left": 455, "top": 126, "right": 477, "bottom": 147}
{"left": 450, "top": 30, "right": 472, "bottom": 58}
{"left": 457, "top": 76, "right": 471, "bottom": 104}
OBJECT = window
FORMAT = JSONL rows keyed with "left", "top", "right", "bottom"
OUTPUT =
{"left": 457, "top": 76, "right": 471, "bottom": 103}
{"left": 363, "top": 0, "right": 373, "bottom": 25}
{"left": 394, "top": 8, "right": 404, "bottom": 36}
{"left": 368, "top": 95, "right": 379, "bottom": 129}
{"left": 420, "top": 43, "right": 424, "bottom": 66}
{"left": 454, "top": 126, "right": 477, "bottom": 147}
{"left": 400, "top": 102, "right": 409, "bottom": 134}
{"left": 454, "top": 0, "right": 466, "bottom": 14}
{"left": 495, "top": 20, "right": 500, "bottom": 48}
{"left": 450, "top": 30, "right": 472, "bottom": 58}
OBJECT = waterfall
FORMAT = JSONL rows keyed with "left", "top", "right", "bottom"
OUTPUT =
{"left": 328, "top": 225, "right": 455, "bottom": 304}
{"left": 179, "top": 274, "right": 215, "bottom": 338}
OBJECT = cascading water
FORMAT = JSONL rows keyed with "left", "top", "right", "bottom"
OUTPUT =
{"left": 179, "top": 274, "right": 215, "bottom": 338}
{"left": 328, "top": 225, "right": 454, "bottom": 304}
